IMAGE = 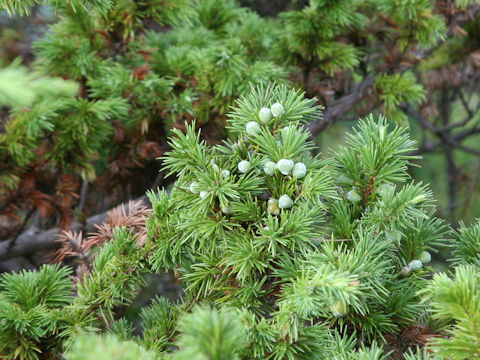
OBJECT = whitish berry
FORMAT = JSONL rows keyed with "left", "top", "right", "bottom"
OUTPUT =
{"left": 199, "top": 191, "right": 208, "bottom": 199}
{"left": 409, "top": 260, "right": 423, "bottom": 271}
{"left": 346, "top": 189, "right": 362, "bottom": 202}
{"left": 263, "top": 161, "right": 276, "bottom": 176}
{"left": 238, "top": 160, "right": 251, "bottom": 173}
{"left": 267, "top": 199, "right": 280, "bottom": 216}
{"left": 419, "top": 251, "right": 431, "bottom": 264}
{"left": 292, "top": 162, "right": 307, "bottom": 178}
{"left": 211, "top": 163, "right": 220, "bottom": 172}
{"left": 221, "top": 205, "right": 232, "bottom": 214}
{"left": 190, "top": 182, "right": 199, "bottom": 193}
{"left": 258, "top": 107, "right": 272, "bottom": 123}
{"left": 331, "top": 301, "right": 348, "bottom": 317}
{"left": 377, "top": 183, "right": 394, "bottom": 197}
{"left": 246, "top": 121, "right": 261, "bottom": 136}
{"left": 221, "top": 169, "right": 230, "bottom": 178}
{"left": 276, "top": 159, "right": 294, "bottom": 175}
{"left": 271, "top": 102, "right": 285, "bottom": 117}
{"left": 401, "top": 266, "right": 411, "bottom": 276}
{"left": 337, "top": 174, "right": 353, "bottom": 185}
{"left": 278, "top": 194, "right": 294, "bottom": 209}
{"left": 385, "top": 229, "right": 401, "bottom": 243}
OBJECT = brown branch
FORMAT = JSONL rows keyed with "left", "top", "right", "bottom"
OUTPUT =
{"left": 308, "top": 74, "right": 375, "bottom": 136}
{"left": 402, "top": 104, "right": 480, "bottom": 156}
{"left": 0, "top": 195, "right": 148, "bottom": 262}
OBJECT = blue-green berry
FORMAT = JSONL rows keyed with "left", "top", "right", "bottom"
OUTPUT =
{"left": 347, "top": 189, "right": 362, "bottom": 202}
{"left": 189, "top": 182, "right": 199, "bottom": 193}
{"left": 292, "top": 162, "right": 306, "bottom": 178}
{"left": 221, "top": 205, "right": 232, "bottom": 214}
{"left": 246, "top": 121, "right": 261, "bottom": 136}
{"left": 263, "top": 161, "right": 276, "bottom": 176}
{"left": 276, "top": 159, "right": 294, "bottom": 175}
{"left": 221, "top": 169, "right": 230, "bottom": 178}
{"left": 238, "top": 160, "right": 251, "bottom": 173}
{"left": 337, "top": 174, "right": 353, "bottom": 185}
{"left": 258, "top": 107, "right": 272, "bottom": 123}
{"left": 271, "top": 102, "right": 285, "bottom": 117}
{"left": 409, "top": 260, "right": 423, "bottom": 271}
{"left": 278, "top": 194, "right": 294, "bottom": 209}
{"left": 385, "top": 229, "right": 401, "bottom": 243}
{"left": 401, "top": 266, "right": 411, "bottom": 276}
{"left": 419, "top": 251, "right": 431, "bottom": 264}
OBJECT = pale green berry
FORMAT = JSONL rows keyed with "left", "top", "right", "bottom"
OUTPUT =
{"left": 419, "top": 251, "right": 431, "bottom": 264}
{"left": 263, "top": 161, "right": 276, "bottom": 176}
{"left": 401, "top": 266, "right": 411, "bottom": 276}
{"left": 221, "top": 169, "right": 230, "bottom": 178}
{"left": 211, "top": 163, "right": 220, "bottom": 172}
{"left": 337, "top": 174, "right": 353, "bottom": 185}
{"left": 331, "top": 301, "right": 348, "bottom": 317}
{"left": 189, "top": 182, "right": 199, "bottom": 193}
{"left": 221, "top": 205, "right": 232, "bottom": 214}
{"left": 199, "top": 191, "right": 208, "bottom": 199}
{"left": 385, "top": 229, "right": 402, "bottom": 243}
{"left": 267, "top": 199, "right": 280, "bottom": 216}
{"left": 276, "top": 159, "right": 294, "bottom": 175}
{"left": 292, "top": 162, "right": 306, "bottom": 178}
{"left": 409, "top": 260, "right": 423, "bottom": 271}
{"left": 246, "top": 121, "right": 261, "bottom": 136}
{"left": 346, "top": 189, "right": 362, "bottom": 202}
{"left": 278, "top": 194, "right": 294, "bottom": 209}
{"left": 258, "top": 107, "right": 272, "bottom": 123}
{"left": 377, "top": 183, "right": 394, "bottom": 197}
{"left": 271, "top": 102, "right": 285, "bottom": 117}
{"left": 238, "top": 160, "right": 251, "bottom": 173}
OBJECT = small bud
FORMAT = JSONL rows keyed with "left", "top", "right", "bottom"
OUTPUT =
{"left": 267, "top": 199, "right": 280, "bottom": 216}
{"left": 331, "top": 301, "right": 348, "bottom": 317}
{"left": 221, "top": 169, "right": 230, "bottom": 178}
{"left": 246, "top": 121, "right": 261, "bottom": 136}
{"left": 271, "top": 102, "right": 285, "bottom": 117}
{"left": 238, "top": 160, "right": 251, "bottom": 173}
{"left": 419, "top": 251, "right": 431, "bottom": 264}
{"left": 292, "top": 162, "right": 307, "bottom": 178}
{"left": 190, "top": 182, "right": 199, "bottom": 193}
{"left": 258, "top": 107, "right": 272, "bottom": 123}
{"left": 346, "top": 189, "right": 362, "bottom": 202}
{"left": 409, "top": 260, "right": 423, "bottom": 271}
{"left": 276, "top": 159, "right": 294, "bottom": 175}
{"left": 263, "top": 161, "right": 277, "bottom": 176}
{"left": 337, "top": 174, "right": 353, "bottom": 185}
{"left": 401, "top": 266, "right": 411, "bottom": 276}
{"left": 278, "top": 194, "right": 294, "bottom": 209}
{"left": 199, "top": 191, "right": 208, "bottom": 199}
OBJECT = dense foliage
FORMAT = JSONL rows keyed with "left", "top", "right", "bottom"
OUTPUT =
{"left": 1, "top": 0, "right": 480, "bottom": 359}
{"left": 0, "top": 84, "right": 479, "bottom": 359}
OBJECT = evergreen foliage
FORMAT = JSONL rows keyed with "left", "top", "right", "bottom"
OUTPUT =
{"left": 1, "top": 84, "right": 478, "bottom": 359}
{"left": 1, "top": 0, "right": 480, "bottom": 359}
